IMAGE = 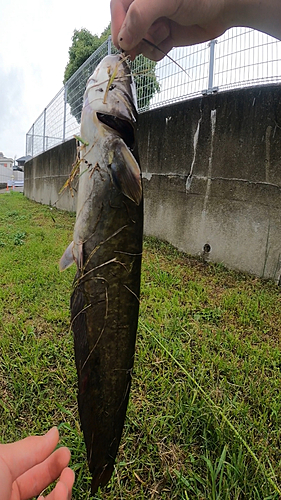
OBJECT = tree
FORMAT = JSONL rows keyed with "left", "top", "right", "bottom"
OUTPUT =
{"left": 63, "top": 26, "right": 111, "bottom": 84}
{"left": 63, "top": 25, "right": 159, "bottom": 123}
{"left": 131, "top": 55, "right": 160, "bottom": 112}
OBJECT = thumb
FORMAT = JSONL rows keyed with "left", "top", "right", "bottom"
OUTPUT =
{"left": 116, "top": 0, "right": 173, "bottom": 50}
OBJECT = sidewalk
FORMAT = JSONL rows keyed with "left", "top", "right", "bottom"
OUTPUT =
{"left": 0, "top": 186, "right": 24, "bottom": 194}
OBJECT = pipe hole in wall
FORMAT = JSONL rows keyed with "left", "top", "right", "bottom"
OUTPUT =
{"left": 203, "top": 243, "right": 211, "bottom": 254}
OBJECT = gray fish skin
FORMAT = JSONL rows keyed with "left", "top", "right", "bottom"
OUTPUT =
{"left": 60, "top": 54, "right": 143, "bottom": 493}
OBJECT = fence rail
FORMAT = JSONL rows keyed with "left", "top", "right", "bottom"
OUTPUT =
{"left": 26, "top": 28, "right": 281, "bottom": 158}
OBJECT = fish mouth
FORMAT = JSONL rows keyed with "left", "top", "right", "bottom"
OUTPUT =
{"left": 97, "top": 113, "right": 135, "bottom": 149}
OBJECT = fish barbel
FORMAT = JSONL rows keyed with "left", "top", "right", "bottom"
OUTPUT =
{"left": 60, "top": 54, "right": 143, "bottom": 493}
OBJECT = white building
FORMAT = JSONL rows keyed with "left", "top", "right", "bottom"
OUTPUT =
{"left": 0, "top": 152, "right": 13, "bottom": 170}
{"left": 0, "top": 152, "right": 24, "bottom": 189}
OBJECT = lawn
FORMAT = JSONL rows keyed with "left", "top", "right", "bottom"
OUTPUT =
{"left": 0, "top": 192, "right": 280, "bottom": 499}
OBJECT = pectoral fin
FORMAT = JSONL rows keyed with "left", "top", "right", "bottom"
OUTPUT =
{"left": 60, "top": 241, "right": 84, "bottom": 271}
{"left": 108, "top": 140, "right": 142, "bottom": 205}
{"left": 60, "top": 241, "right": 75, "bottom": 271}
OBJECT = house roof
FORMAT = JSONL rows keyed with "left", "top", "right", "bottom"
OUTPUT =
{"left": 17, "top": 155, "right": 32, "bottom": 163}
{"left": 0, "top": 152, "right": 13, "bottom": 162}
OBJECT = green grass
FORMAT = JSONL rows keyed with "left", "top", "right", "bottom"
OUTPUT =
{"left": 0, "top": 192, "right": 281, "bottom": 499}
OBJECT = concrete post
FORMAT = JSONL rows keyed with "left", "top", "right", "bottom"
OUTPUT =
{"left": 207, "top": 39, "right": 218, "bottom": 93}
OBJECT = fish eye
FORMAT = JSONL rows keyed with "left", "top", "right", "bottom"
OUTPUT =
{"left": 109, "top": 84, "right": 116, "bottom": 91}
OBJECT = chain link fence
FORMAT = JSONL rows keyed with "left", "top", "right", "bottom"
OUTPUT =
{"left": 26, "top": 28, "right": 281, "bottom": 158}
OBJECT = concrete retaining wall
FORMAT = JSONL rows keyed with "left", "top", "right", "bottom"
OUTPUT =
{"left": 24, "top": 139, "right": 77, "bottom": 212}
{"left": 24, "top": 85, "right": 281, "bottom": 281}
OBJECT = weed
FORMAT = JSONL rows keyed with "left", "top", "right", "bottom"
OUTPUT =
{"left": 13, "top": 231, "right": 26, "bottom": 245}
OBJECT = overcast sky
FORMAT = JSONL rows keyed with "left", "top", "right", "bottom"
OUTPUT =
{"left": 0, "top": 0, "right": 111, "bottom": 160}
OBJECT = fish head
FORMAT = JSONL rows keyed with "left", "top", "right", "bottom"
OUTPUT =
{"left": 60, "top": 56, "right": 142, "bottom": 272}
{"left": 81, "top": 54, "right": 138, "bottom": 150}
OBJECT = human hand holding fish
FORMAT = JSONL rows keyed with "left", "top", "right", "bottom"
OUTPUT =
{"left": 0, "top": 427, "right": 74, "bottom": 500}
{"left": 110, "top": 0, "right": 281, "bottom": 60}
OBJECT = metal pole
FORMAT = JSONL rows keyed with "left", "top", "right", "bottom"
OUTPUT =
{"left": 208, "top": 39, "right": 217, "bottom": 92}
{"left": 63, "top": 84, "right": 68, "bottom": 142}
{"left": 107, "top": 35, "right": 112, "bottom": 55}
{"left": 43, "top": 108, "right": 46, "bottom": 152}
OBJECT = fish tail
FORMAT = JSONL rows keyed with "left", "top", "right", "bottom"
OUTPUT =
{"left": 91, "top": 464, "right": 115, "bottom": 494}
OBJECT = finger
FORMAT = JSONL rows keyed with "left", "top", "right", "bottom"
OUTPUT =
{"left": 111, "top": 0, "right": 133, "bottom": 47}
{"left": 57, "top": 467, "right": 75, "bottom": 499}
{"left": 115, "top": 17, "right": 170, "bottom": 61}
{"left": 0, "top": 427, "right": 59, "bottom": 482}
{"left": 130, "top": 19, "right": 170, "bottom": 58}
{"left": 16, "top": 447, "right": 71, "bottom": 500}
{"left": 116, "top": 0, "right": 178, "bottom": 50}
{"left": 138, "top": 22, "right": 227, "bottom": 61}
{"left": 135, "top": 38, "right": 172, "bottom": 61}
{"left": 55, "top": 468, "right": 75, "bottom": 500}
{"left": 38, "top": 468, "right": 75, "bottom": 500}
{"left": 168, "top": 22, "right": 226, "bottom": 46}
{"left": 111, "top": 1, "right": 170, "bottom": 52}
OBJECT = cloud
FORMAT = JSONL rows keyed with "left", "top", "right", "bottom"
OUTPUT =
{"left": 0, "top": 0, "right": 111, "bottom": 159}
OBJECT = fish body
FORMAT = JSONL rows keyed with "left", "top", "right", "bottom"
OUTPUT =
{"left": 60, "top": 54, "right": 143, "bottom": 493}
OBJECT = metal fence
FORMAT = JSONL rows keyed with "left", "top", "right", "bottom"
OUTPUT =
{"left": 26, "top": 28, "right": 281, "bottom": 158}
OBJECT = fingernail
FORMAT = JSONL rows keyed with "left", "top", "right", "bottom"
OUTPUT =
{"left": 46, "top": 426, "right": 58, "bottom": 437}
